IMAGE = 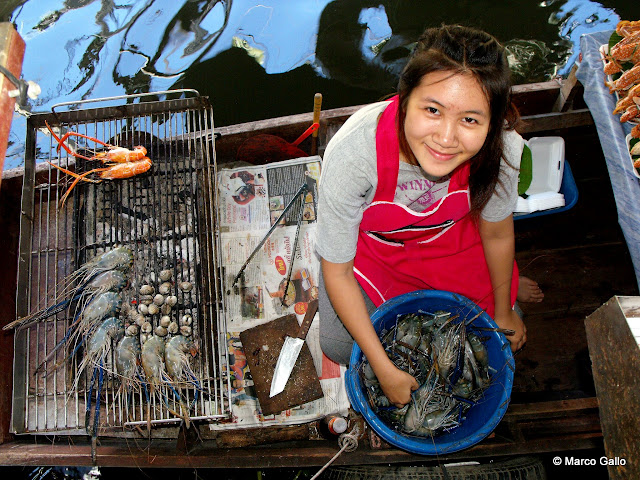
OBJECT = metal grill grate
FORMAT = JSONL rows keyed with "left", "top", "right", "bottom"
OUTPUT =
{"left": 11, "top": 91, "right": 230, "bottom": 436}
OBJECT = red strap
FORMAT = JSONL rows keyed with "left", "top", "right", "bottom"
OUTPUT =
{"left": 373, "top": 96, "right": 401, "bottom": 202}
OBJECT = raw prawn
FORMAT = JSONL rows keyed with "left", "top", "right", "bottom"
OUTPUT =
{"left": 34, "top": 291, "right": 122, "bottom": 374}
{"left": 165, "top": 335, "right": 199, "bottom": 385}
{"left": 140, "top": 335, "right": 190, "bottom": 429}
{"left": 115, "top": 334, "right": 143, "bottom": 420}
{"left": 164, "top": 335, "right": 200, "bottom": 425}
{"left": 76, "top": 316, "right": 125, "bottom": 390}
{"left": 80, "top": 317, "right": 124, "bottom": 462}
{"left": 5, "top": 269, "right": 128, "bottom": 331}
{"left": 361, "top": 308, "right": 498, "bottom": 439}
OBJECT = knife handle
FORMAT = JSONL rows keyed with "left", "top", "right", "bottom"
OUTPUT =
{"left": 296, "top": 299, "right": 319, "bottom": 340}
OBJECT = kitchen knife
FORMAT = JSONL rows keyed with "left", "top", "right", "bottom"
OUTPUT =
{"left": 269, "top": 299, "right": 319, "bottom": 398}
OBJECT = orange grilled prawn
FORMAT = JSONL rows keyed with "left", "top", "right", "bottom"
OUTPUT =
{"left": 44, "top": 121, "right": 153, "bottom": 208}
{"left": 47, "top": 158, "right": 152, "bottom": 207}
{"left": 46, "top": 121, "right": 147, "bottom": 163}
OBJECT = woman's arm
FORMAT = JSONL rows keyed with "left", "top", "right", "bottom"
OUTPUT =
{"left": 478, "top": 215, "right": 527, "bottom": 352}
{"left": 321, "top": 258, "right": 418, "bottom": 406}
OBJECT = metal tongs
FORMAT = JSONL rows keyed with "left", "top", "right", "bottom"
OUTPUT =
{"left": 229, "top": 177, "right": 311, "bottom": 306}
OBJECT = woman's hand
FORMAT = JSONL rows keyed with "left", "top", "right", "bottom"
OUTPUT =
{"left": 494, "top": 309, "right": 526, "bottom": 352}
{"left": 376, "top": 361, "right": 419, "bottom": 407}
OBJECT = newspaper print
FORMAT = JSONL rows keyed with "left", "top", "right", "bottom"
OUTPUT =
{"left": 214, "top": 156, "right": 349, "bottom": 429}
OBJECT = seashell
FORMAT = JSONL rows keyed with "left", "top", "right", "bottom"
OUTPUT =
{"left": 180, "top": 314, "right": 193, "bottom": 326}
{"left": 159, "top": 282, "right": 172, "bottom": 295}
{"left": 168, "top": 321, "right": 179, "bottom": 334}
{"left": 153, "top": 294, "right": 165, "bottom": 306}
{"left": 159, "top": 269, "right": 173, "bottom": 282}
{"left": 159, "top": 315, "right": 171, "bottom": 328}
{"left": 141, "top": 321, "right": 153, "bottom": 333}
{"left": 180, "top": 325, "right": 192, "bottom": 336}
{"left": 147, "top": 303, "right": 160, "bottom": 316}
{"left": 140, "top": 333, "right": 149, "bottom": 344}
{"left": 140, "top": 294, "right": 154, "bottom": 306}
{"left": 134, "top": 314, "right": 146, "bottom": 327}
{"left": 161, "top": 303, "right": 172, "bottom": 315}
{"left": 140, "top": 284, "right": 155, "bottom": 296}
{"left": 179, "top": 281, "right": 193, "bottom": 293}
{"left": 138, "top": 303, "right": 149, "bottom": 315}
{"left": 155, "top": 325, "right": 168, "bottom": 337}
{"left": 126, "top": 324, "right": 139, "bottom": 336}
{"left": 165, "top": 295, "right": 178, "bottom": 307}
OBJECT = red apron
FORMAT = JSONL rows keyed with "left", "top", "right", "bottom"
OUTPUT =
{"left": 353, "top": 96, "right": 518, "bottom": 318}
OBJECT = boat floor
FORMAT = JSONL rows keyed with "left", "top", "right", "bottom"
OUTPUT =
{"left": 513, "top": 124, "right": 638, "bottom": 399}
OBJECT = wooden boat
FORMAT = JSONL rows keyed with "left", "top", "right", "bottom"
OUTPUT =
{"left": 0, "top": 72, "right": 636, "bottom": 472}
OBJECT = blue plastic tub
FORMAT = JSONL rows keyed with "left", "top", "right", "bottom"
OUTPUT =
{"left": 345, "top": 290, "right": 514, "bottom": 455}
{"left": 514, "top": 160, "right": 578, "bottom": 220}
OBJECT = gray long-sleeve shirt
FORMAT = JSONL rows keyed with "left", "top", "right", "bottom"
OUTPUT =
{"left": 315, "top": 100, "right": 524, "bottom": 264}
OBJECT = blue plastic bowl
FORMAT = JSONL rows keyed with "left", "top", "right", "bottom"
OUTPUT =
{"left": 345, "top": 290, "right": 514, "bottom": 455}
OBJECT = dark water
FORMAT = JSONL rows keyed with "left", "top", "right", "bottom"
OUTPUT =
{"left": 0, "top": 0, "right": 636, "bottom": 170}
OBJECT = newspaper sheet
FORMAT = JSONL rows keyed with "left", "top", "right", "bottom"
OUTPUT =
{"left": 213, "top": 156, "right": 349, "bottom": 430}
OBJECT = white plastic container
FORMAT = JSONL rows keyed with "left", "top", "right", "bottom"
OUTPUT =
{"left": 515, "top": 136, "right": 566, "bottom": 214}
{"left": 525, "top": 136, "right": 565, "bottom": 194}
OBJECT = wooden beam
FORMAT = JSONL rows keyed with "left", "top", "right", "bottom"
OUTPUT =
{"left": 518, "top": 109, "right": 594, "bottom": 134}
{"left": 0, "top": 22, "right": 25, "bottom": 188}
{"left": 553, "top": 66, "right": 582, "bottom": 113}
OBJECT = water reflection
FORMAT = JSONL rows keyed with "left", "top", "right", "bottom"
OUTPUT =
{"left": 1, "top": 0, "right": 631, "bottom": 169}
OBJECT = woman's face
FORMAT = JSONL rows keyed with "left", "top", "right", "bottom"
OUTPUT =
{"left": 403, "top": 71, "right": 491, "bottom": 178}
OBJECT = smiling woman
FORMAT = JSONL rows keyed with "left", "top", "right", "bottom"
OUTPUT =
{"left": 315, "top": 24, "right": 524, "bottom": 409}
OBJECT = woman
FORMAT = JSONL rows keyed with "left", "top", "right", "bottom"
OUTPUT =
{"left": 315, "top": 25, "right": 526, "bottom": 407}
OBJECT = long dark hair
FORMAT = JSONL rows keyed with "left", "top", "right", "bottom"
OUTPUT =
{"left": 397, "top": 24, "right": 519, "bottom": 218}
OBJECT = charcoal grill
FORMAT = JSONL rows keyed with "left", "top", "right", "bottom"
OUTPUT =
{"left": 11, "top": 90, "right": 230, "bottom": 436}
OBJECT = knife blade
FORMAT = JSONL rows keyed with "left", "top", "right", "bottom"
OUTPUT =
{"left": 269, "top": 299, "right": 319, "bottom": 398}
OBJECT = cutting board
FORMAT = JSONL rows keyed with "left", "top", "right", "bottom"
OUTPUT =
{"left": 239, "top": 313, "right": 323, "bottom": 416}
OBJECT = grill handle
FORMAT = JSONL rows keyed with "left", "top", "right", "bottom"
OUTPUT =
{"left": 51, "top": 89, "right": 201, "bottom": 115}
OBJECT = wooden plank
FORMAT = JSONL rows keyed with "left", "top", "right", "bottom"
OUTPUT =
{"left": 517, "top": 109, "right": 593, "bottom": 133}
{"left": 506, "top": 397, "right": 599, "bottom": 417}
{"left": 0, "top": 22, "right": 25, "bottom": 187}
{"left": 585, "top": 297, "right": 640, "bottom": 479}
{"left": 0, "top": 432, "right": 604, "bottom": 469}
{"left": 212, "top": 80, "right": 571, "bottom": 163}
{"left": 553, "top": 65, "right": 582, "bottom": 112}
